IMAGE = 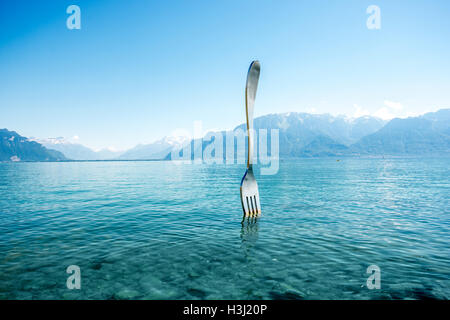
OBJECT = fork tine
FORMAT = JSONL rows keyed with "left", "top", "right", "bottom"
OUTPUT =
{"left": 241, "top": 198, "right": 248, "bottom": 222}
{"left": 253, "top": 195, "right": 259, "bottom": 217}
{"left": 245, "top": 196, "right": 251, "bottom": 217}
{"left": 250, "top": 196, "right": 257, "bottom": 217}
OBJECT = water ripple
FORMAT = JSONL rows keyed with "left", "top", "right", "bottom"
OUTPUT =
{"left": 0, "top": 158, "right": 449, "bottom": 299}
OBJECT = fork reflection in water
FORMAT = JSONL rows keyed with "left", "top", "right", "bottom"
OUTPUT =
{"left": 240, "top": 220, "right": 259, "bottom": 256}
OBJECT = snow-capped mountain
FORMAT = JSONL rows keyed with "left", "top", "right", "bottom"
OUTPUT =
{"left": 167, "top": 109, "right": 450, "bottom": 159}
{"left": 234, "top": 112, "right": 387, "bottom": 146}
{"left": 0, "top": 130, "right": 66, "bottom": 161}
{"left": 351, "top": 109, "right": 450, "bottom": 155}
{"left": 37, "top": 137, "right": 123, "bottom": 160}
{"left": 118, "top": 135, "right": 190, "bottom": 160}
{"left": 6, "top": 109, "right": 447, "bottom": 162}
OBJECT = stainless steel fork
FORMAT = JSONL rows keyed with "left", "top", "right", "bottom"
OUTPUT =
{"left": 240, "top": 61, "right": 261, "bottom": 219}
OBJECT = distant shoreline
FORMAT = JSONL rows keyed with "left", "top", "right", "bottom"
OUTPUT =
{"left": 2, "top": 155, "right": 450, "bottom": 163}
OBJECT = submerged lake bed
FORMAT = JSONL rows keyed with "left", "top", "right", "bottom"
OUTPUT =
{"left": 0, "top": 158, "right": 449, "bottom": 299}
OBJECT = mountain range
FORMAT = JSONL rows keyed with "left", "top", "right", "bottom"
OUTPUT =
{"left": 168, "top": 109, "right": 450, "bottom": 159}
{"left": 118, "top": 136, "right": 190, "bottom": 160}
{"left": 1, "top": 109, "right": 449, "bottom": 162}
{"left": 36, "top": 137, "right": 123, "bottom": 160}
{"left": 351, "top": 109, "right": 450, "bottom": 155}
{"left": 0, "top": 129, "right": 66, "bottom": 161}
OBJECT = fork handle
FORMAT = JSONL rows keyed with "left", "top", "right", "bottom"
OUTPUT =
{"left": 245, "top": 61, "right": 260, "bottom": 169}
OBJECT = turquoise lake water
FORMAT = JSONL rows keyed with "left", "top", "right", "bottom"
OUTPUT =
{"left": 0, "top": 158, "right": 449, "bottom": 299}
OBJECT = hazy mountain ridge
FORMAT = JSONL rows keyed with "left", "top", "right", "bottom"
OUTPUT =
{"left": 1, "top": 109, "right": 449, "bottom": 161}
{"left": 37, "top": 137, "right": 123, "bottom": 160}
{"left": 0, "top": 129, "right": 66, "bottom": 161}
{"left": 169, "top": 112, "right": 386, "bottom": 159}
{"left": 118, "top": 136, "right": 190, "bottom": 160}
{"left": 243, "top": 112, "right": 387, "bottom": 146}
{"left": 350, "top": 109, "right": 450, "bottom": 155}
{"left": 168, "top": 109, "right": 450, "bottom": 159}
{"left": 243, "top": 112, "right": 386, "bottom": 157}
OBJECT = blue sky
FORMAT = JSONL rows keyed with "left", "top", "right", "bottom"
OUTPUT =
{"left": 1, "top": 0, "right": 449, "bottom": 150}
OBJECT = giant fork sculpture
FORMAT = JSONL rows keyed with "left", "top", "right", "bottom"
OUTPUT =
{"left": 240, "top": 61, "right": 261, "bottom": 219}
